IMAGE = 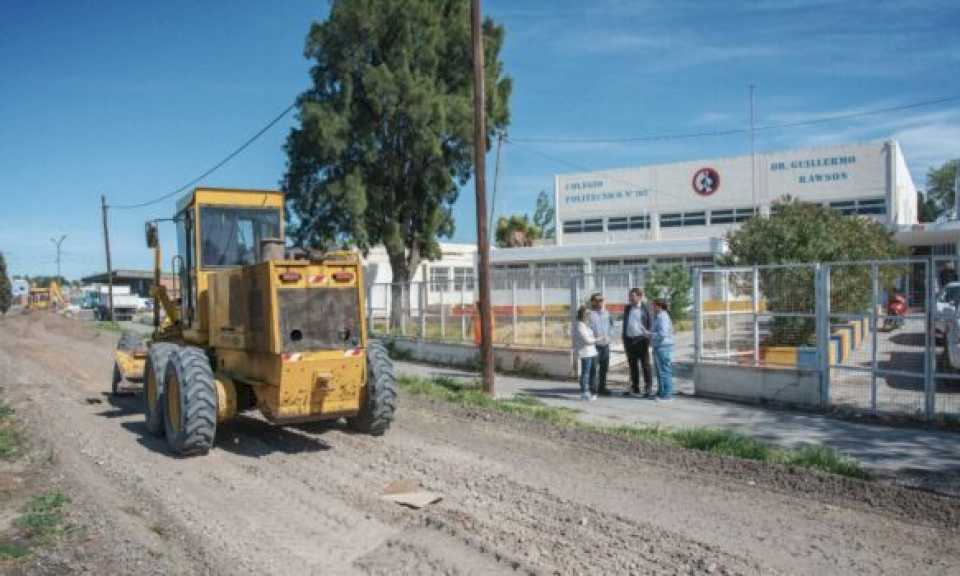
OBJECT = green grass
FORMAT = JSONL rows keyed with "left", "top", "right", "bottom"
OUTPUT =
{"left": 15, "top": 492, "right": 70, "bottom": 540}
{"left": 91, "top": 320, "right": 125, "bottom": 333}
{"left": 0, "top": 401, "right": 18, "bottom": 460}
{"left": 0, "top": 543, "right": 29, "bottom": 560}
{"left": 399, "top": 375, "right": 870, "bottom": 480}
{"left": 397, "top": 375, "right": 579, "bottom": 426}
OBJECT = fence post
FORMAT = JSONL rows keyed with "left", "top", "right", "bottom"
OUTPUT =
{"left": 419, "top": 282, "right": 427, "bottom": 339}
{"left": 752, "top": 266, "right": 760, "bottom": 366}
{"left": 511, "top": 278, "right": 518, "bottom": 345}
{"left": 723, "top": 271, "right": 731, "bottom": 359}
{"left": 539, "top": 279, "right": 546, "bottom": 347}
{"left": 570, "top": 275, "right": 580, "bottom": 377}
{"left": 400, "top": 283, "right": 407, "bottom": 337}
{"left": 440, "top": 278, "right": 448, "bottom": 340}
{"left": 460, "top": 282, "right": 467, "bottom": 341}
{"left": 694, "top": 269, "right": 703, "bottom": 363}
{"left": 925, "top": 257, "right": 936, "bottom": 420}
{"left": 871, "top": 263, "right": 879, "bottom": 415}
{"left": 816, "top": 264, "right": 831, "bottom": 408}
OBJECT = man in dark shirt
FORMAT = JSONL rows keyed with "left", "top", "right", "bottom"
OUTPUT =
{"left": 622, "top": 287, "right": 653, "bottom": 397}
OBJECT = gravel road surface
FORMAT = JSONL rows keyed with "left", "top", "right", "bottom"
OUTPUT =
{"left": 1, "top": 312, "right": 958, "bottom": 575}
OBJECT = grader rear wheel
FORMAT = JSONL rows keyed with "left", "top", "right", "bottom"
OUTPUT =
{"left": 163, "top": 346, "right": 217, "bottom": 456}
{"left": 348, "top": 340, "right": 397, "bottom": 436}
{"left": 142, "top": 343, "right": 178, "bottom": 436}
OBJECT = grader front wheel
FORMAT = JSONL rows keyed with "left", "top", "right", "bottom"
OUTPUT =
{"left": 142, "top": 343, "right": 178, "bottom": 436}
{"left": 348, "top": 340, "right": 397, "bottom": 436}
{"left": 163, "top": 347, "right": 217, "bottom": 456}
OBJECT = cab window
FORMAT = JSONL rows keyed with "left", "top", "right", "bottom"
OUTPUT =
{"left": 200, "top": 207, "right": 281, "bottom": 267}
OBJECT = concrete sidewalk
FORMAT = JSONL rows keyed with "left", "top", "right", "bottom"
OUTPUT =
{"left": 394, "top": 360, "right": 960, "bottom": 476}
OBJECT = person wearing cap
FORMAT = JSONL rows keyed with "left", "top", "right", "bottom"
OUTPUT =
{"left": 651, "top": 298, "right": 675, "bottom": 401}
{"left": 588, "top": 293, "right": 614, "bottom": 396}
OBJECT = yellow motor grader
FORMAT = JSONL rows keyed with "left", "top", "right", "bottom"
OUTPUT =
{"left": 113, "top": 187, "right": 396, "bottom": 455}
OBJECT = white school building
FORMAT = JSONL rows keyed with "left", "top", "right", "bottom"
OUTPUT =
{"left": 366, "top": 139, "right": 960, "bottom": 301}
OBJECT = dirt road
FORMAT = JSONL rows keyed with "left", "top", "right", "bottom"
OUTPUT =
{"left": 1, "top": 312, "right": 958, "bottom": 575}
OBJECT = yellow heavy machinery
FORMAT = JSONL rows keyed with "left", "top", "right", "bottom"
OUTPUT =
{"left": 27, "top": 281, "right": 65, "bottom": 310}
{"left": 116, "top": 187, "right": 396, "bottom": 456}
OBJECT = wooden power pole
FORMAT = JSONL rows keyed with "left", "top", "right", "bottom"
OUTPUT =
{"left": 471, "top": 0, "right": 495, "bottom": 395}
{"left": 100, "top": 195, "right": 114, "bottom": 321}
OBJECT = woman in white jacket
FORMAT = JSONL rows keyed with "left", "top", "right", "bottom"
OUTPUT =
{"left": 573, "top": 305, "right": 598, "bottom": 401}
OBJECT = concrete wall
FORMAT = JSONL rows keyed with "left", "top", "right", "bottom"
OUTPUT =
{"left": 694, "top": 363, "right": 822, "bottom": 409}
{"left": 387, "top": 337, "right": 574, "bottom": 379}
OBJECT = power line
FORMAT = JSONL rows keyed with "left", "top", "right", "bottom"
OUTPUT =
{"left": 110, "top": 101, "right": 297, "bottom": 210}
{"left": 507, "top": 94, "right": 960, "bottom": 144}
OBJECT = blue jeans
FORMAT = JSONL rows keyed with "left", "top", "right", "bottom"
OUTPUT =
{"left": 579, "top": 357, "right": 595, "bottom": 396}
{"left": 590, "top": 345, "right": 610, "bottom": 393}
{"left": 654, "top": 345, "right": 673, "bottom": 398}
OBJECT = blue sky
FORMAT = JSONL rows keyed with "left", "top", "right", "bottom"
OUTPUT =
{"left": 1, "top": 0, "right": 958, "bottom": 279}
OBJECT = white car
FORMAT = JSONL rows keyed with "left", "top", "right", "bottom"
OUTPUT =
{"left": 934, "top": 282, "right": 960, "bottom": 337}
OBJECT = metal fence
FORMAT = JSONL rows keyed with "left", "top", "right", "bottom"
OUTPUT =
{"left": 367, "top": 267, "right": 699, "bottom": 383}
{"left": 695, "top": 258, "right": 960, "bottom": 421}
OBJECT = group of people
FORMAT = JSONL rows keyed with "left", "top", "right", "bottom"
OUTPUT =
{"left": 573, "top": 288, "right": 674, "bottom": 401}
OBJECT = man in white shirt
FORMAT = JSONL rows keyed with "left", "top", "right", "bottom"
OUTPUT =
{"left": 588, "top": 293, "right": 614, "bottom": 396}
{"left": 621, "top": 287, "right": 653, "bottom": 397}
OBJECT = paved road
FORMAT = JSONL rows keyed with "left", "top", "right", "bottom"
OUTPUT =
{"left": 395, "top": 360, "right": 960, "bottom": 481}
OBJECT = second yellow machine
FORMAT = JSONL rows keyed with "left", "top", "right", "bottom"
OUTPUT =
{"left": 136, "top": 187, "right": 396, "bottom": 456}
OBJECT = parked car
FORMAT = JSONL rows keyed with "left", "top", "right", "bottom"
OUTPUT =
{"left": 934, "top": 281, "right": 960, "bottom": 337}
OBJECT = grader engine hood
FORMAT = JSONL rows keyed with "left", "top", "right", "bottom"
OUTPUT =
{"left": 207, "top": 257, "right": 367, "bottom": 423}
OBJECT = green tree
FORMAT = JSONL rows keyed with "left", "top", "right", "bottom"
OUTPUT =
{"left": 0, "top": 252, "right": 11, "bottom": 315}
{"left": 532, "top": 190, "right": 555, "bottom": 239}
{"left": 724, "top": 197, "right": 905, "bottom": 345}
{"left": 283, "top": 0, "right": 512, "bottom": 327}
{"left": 644, "top": 265, "right": 692, "bottom": 322}
{"left": 495, "top": 214, "right": 541, "bottom": 248}
{"left": 924, "top": 159, "right": 959, "bottom": 218}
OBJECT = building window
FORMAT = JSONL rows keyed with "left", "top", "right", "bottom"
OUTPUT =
{"left": 829, "top": 200, "right": 857, "bottom": 215}
{"left": 536, "top": 261, "right": 584, "bottom": 288}
{"left": 606, "top": 215, "right": 650, "bottom": 232}
{"left": 629, "top": 215, "right": 650, "bottom": 230}
{"left": 712, "top": 207, "right": 758, "bottom": 223}
{"left": 828, "top": 197, "right": 887, "bottom": 216}
{"left": 685, "top": 256, "right": 715, "bottom": 268}
{"left": 454, "top": 267, "right": 474, "bottom": 291}
{"left": 429, "top": 267, "right": 450, "bottom": 292}
{"left": 655, "top": 257, "right": 683, "bottom": 266}
{"left": 562, "top": 220, "right": 582, "bottom": 234}
{"left": 857, "top": 198, "right": 886, "bottom": 215}
{"left": 563, "top": 219, "right": 602, "bottom": 234}
{"left": 660, "top": 213, "right": 683, "bottom": 228}
{"left": 607, "top": 217, "right": 628, "bottom": 231}
{"left": 710, "top": 209, "right": 734, "bottom": 224}
{"left": 659, "top": 212, "right": 706, "bottom": 228}
{"left": 683, "top": 211, "right": 706, "bottom": 226}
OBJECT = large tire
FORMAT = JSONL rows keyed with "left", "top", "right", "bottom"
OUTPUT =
{"left": 349, "top": 340, "right": 397, "bottom": 435}
{"left": 163, "top": 347, "right": 217, "bottom": 456}
{"left": 142, "top": 343, "right": 178, "bottom": 436}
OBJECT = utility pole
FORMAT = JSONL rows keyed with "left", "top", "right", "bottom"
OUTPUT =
{"left": 100, "top": 195, "right": 114, "bottom": 321}
{"left": 471, "top": 0, "right": 495, "bottom": 395}
{"left": 749, "top": 83, "right": 757, "bottom": 215}
{"left": 50, "top": 234, "right": 66, "bottom": 280}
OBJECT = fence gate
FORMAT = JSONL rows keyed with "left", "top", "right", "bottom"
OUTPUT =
{"left": 825, "top": 260, "right": 929, "bottom": 417}
{"left": 695, "top": 258, "right": 960, "bottom": 421}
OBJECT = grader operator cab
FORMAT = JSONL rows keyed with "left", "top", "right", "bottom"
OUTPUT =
{"left": 118, "top": 187, "right": 396, "bottom": 456}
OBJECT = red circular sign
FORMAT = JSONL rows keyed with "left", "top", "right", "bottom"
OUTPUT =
{"left": 692, "top": 167, "right": 720, "bottom": 196}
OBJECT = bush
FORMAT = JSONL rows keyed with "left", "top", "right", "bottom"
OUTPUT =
{"left": 644, "top": 265, "right": 692, "bottom": 322}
